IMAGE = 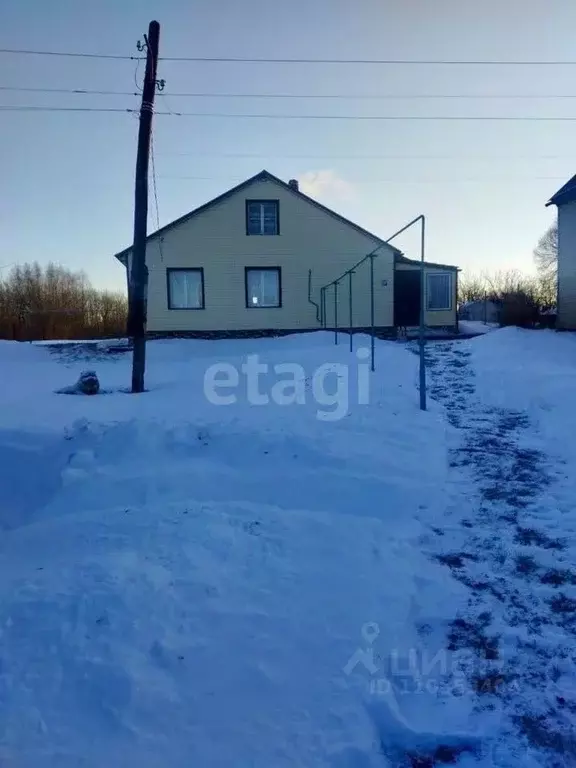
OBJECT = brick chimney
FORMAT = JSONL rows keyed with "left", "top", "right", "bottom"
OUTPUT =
{"left": 288, "top": 179, "right": 299, "bottom": 191}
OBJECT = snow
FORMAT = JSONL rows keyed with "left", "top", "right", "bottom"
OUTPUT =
{"left": 422, "top": 330, "right": 576, "bottom": 767}
{"left": 0, "top": 330, "right": 575, "bottom": 766}
{"left": 458, "top": 321, "right": 498, "bottom": 336}
{"left": 32, "top": 338, "right": 130, "bottom": 346}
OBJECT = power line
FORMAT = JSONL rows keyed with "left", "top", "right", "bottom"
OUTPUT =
{"left": 140, "top": 92, "right": 576, "bottom": 100}
{"left": 0, "top": 47, "right": 140, "bottom": 60}
{"left": 158, "top": 174, "right": 571, "bottom": 183}
{"left": 157, "top": 90, "right": 178, "bottom": 116}
{"left": 163, "top": 93, "right": 576, "bottom": 100}
{"left": 0, "top": 86, "right": 140, "bottom": 96}
{"left": 150, "top": 132, "right": 161, "bottom": 232}
{"left": 0, "top": 105, "right": 134, "bottom": 113}
{"left": 150, "top": 133, "right": 165, "bottom": 264}
{"left": 5, "top": 105, "right": 576, "bottom": 121}
{"left": 6, "top": 86, "right": 576, "bottom": 99}
{"left": 133, "top": 58, "right": 143, "bottom": 93}
{"left": 157, "top": 151, "right": 575, "bottom": 159}
{"left": 3, "top": 48, "right": 576, "bottom": 66}
{"left": 159, "top": 55, "right": 576, "bottom": 66}
{"left": 150, "top": 112, "right": 576, "bottom": 121}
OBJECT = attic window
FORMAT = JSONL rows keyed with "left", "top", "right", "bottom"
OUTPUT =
{"left": 246, "top": 200, "right": 279, "bottom": 235}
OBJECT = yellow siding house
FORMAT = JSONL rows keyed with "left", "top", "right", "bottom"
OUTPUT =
{"left": 115, "top": 170, "right": 458, "bottom": 335}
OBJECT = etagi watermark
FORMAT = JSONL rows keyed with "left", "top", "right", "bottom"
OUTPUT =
{"left": 203, "top": 347, "right": 371, "bottom": 421}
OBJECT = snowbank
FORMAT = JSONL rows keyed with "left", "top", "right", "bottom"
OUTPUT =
{"left": 0, "top": 339, "right": 55, "bottom": 362}
{"left": 470, "top": 328, "right": 576, "bottom": 457}
{"left": 458, "top": 321, "right": 498, "bottom": 336}
{"left": 0, "top": 333, "right": 474, "bottom": 766}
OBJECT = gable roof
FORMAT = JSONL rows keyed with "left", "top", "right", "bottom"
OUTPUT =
{"left": 114, "top": 169, "right": 403, "bottom": 264}
{"left": 546, "top": 173, "right": 576, "bottom": 207}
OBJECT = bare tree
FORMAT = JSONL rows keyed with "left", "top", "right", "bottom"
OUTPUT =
{"left": 533, "top": 221, "right": 557, "bottom": 308}
{"left": 483, "top": 269, "right": 534, "bottom": 299}
{"left": 458, "top": 269, "right": 550, "bottom": 327}
{"left": 0, "top": 262, "right": 127, "bottom": 341}
{"left": 458, "top": 274, "right": 487, "bottom": 304}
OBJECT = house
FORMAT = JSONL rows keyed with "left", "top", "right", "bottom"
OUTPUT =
{"left": 547, "top": 175, "right": 576, "bottom": 328}
{"left": 114, "top": 170, "right": 458, "bottom": 336}
{"left": 459, "top": 299, "right": 501, "bottom": 324}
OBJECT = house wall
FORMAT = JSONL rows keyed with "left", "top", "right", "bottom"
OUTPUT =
{"left": 557, "top": 202, "right": 576, "bottom": 329}
{"left": 135, "top": 178, "right": 396, "bottom": 333}
{"left": 394, "top": 263, "right": 458, "bottom": 327}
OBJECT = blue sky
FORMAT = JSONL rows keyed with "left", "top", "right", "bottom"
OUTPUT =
{"left": 2, "top": 0, "right": 575, "bottom": 291}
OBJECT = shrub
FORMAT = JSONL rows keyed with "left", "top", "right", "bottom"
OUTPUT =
{"left": 498, "top": 291, "right": 540, "bottom": 328}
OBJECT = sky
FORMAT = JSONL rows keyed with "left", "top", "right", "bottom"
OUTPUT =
{"left": 2, "top": 0, "right": 575, "bottom": 292}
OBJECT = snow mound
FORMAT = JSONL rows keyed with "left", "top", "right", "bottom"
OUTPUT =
{"left": 0, "top": 333, "right": 498, "bottom": 765}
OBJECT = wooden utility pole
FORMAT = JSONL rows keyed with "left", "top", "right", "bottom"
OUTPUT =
{"left": 128, "top": 20, "right": 160, "bottom": 393}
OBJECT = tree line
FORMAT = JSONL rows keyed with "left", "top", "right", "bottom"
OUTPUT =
{"left": 0, "top": 263, "right": 127, "bottom": 341}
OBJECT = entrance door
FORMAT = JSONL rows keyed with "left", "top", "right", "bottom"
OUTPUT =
{"left": 394, "top": 270, "right": 421, "bottom": 326}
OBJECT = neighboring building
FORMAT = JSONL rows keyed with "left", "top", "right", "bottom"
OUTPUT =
{"left": 547, "top": 176, "right": 575, "bottom": 328}
{"left": 459, "top": 299, "right": 501, "bottom": 324}
{"left": 115, "top": 170, "right": 458, "bottom": 336}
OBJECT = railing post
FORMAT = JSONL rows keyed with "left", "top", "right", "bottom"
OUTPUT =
{"left": 317, "top": 213, "right": 428, "bottom": 408}
{"left": 348, "top": 270, "right": 353, "bottom": 352}
{"left": 334, "top": 281, "right": 339, "bottom": 345}
{"left": 369, "top": 255, "right": 375, "bottom": 372}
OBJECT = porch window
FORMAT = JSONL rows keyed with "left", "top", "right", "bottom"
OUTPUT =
{"left": 427, "top": 273, "right": 452, "bottom": 311}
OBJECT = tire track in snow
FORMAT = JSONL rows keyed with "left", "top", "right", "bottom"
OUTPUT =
{"left": 421, "top": 341, "right": 576, "bottom": 767}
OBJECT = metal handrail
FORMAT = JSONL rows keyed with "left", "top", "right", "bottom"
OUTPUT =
{"left": 315, "top": 214, "right": 427, "bottom": 409}
{"left": 319, "top": 215, "right": 426, "bottom": 296}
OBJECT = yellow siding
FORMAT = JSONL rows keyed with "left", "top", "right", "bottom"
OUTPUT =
{"left": 394, "top": 263, "right": 458, "bottom": 327}
{"left": 557, "top": 203, "right": 576, "bottom": 329}
{"left": 132, "top": 178, "right": 395, "bottom": 333}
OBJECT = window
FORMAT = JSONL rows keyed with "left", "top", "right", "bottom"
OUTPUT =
{"left": 167, "top": 268, "right": 204, "bottom": 309}
{"left": 246, "top": 200, "right": 279, "bottom": 235}
{"left": 245, "top": 268, "right": 281, "bottom": 308}
{"left": 427, "top": 273, "right": 452, "bottom": 311}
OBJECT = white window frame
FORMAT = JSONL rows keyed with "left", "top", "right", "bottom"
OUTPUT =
{"left": 246, "top": 200, "right": 279, "bottom": 236}
{"left": 167, "top": 268, "right": 205, "bottom": 310}
{"left": 245, "top": 267, "right": 281, "bottom": 309}
{"left": 426, "top": 272, "right": 453, "bottom": 311}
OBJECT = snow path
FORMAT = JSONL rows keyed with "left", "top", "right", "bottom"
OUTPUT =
{"left": 420, "top": 340, "right": 576, "bottom": 767}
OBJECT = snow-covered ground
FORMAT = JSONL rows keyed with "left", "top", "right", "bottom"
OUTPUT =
{"left": 458, "top": 321, "right": 499, "bottom": 337}
{"left": 0, "top": 330, "right": 574, "bottom": 766}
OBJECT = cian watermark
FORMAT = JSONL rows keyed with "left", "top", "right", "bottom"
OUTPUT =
{"left": 203, "top": 347, "right": 371, "bottom": 421}
{"left": 343, "top": 622, "right": 518, "bottom": 699}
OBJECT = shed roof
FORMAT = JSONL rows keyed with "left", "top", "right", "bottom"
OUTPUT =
{"left": 395, "top": 255, "right": 459, "bottom": 271}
